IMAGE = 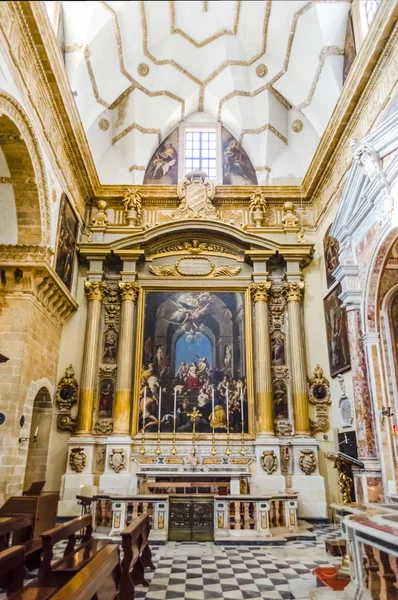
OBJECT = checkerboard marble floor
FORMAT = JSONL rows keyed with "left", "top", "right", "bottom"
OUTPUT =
{"left": 136, "top": 523, "right": 342, "bottom": 600}
{"left": 0, "top": 523, "right": 342, "bottom": 600}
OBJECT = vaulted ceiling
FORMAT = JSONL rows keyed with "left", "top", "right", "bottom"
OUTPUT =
{"left": 60, "top": 0, "right": 350, "bottom": 185}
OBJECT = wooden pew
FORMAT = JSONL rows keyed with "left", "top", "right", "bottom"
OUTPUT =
{"left": 38, "top": 514, "right": 110, "bottom": 588}
{"left": 120, "top": 514, "right": 154, "bottom": 600}
{"left": 0, "top": 493, "right": 59, "bottom": 539}
{"left": 49, "top": 545, "right": 120, "bottom": 600}
{"left": 0, "top": 516, "right": 42, "bottom": 570}
{"left": 0, "top": 545, "right": 57, "bottom": 600}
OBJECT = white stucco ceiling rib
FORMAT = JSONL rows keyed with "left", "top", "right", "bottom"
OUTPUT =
{"left": 59, "top": 0, "right": 350, "bottom": 185}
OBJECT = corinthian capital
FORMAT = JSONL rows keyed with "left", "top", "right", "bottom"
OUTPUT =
{"left": 84, "top": 280, "right": 107, "bottom": 301}
{"left": 250, "top": 282, "right": 271, "bottom": 303}
{"left": 284, "top": 281, "right": 305, "bottom": 303}
{"left": 118, "top": 281, "right": 140, "bottom": 302}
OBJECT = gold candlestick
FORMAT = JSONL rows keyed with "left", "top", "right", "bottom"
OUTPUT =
{"left": 187, "top": 407, "right": 201, "bottom": 457}
{"left": 225, "top": 427, "right": 231, "bottom": 456}
{"left": 139, "top": 426, "right": 146, "bottom": 455}
{"left": 155, "top": 417, "right": 162, "bottom": 455}
{"left": 211, "top": 427, "right": 216, "bottom": 456}
{"left": 170, "top": 418, "right": 177, "bottom": 455}
{"left": 240, "top": 420, "right": 246, "bottom": 456}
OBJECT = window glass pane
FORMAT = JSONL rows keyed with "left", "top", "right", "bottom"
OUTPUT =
{"left": 193, "top": 132, "right": 200, "bottom": 140}
{"left": 193, "top": 159, "right": 200, "bottom": 168}
{"left": 202, "top": 149, "right": 208, "bottom": 158}
{"left": 186, "top": 149, "right": 192, "bottom": 158}
{"left": 193, "top": 142, "right": 200, "bottom": 150}
{"left": 186, "top": 132, "right": 193, "bottom": 141}
{"left": 184, "top": 128, "right": 217, "bottom": 179}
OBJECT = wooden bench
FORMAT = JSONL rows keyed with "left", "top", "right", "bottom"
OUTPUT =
{"left": 0, "top": 545, "right": 57, "bottom": 600}
{"left": 50, "top": 545, "right": 120, "bottom": 600}
{"left": 0, "top": 516, "right": 42, "bottom": 570}
{"left": 120, "top": 514, "right": 154, "bottom": 600}
{"left": 38, "top": 514, "right": 110, "bottom": 588}
{"left": 0, "top": 493, "right": 59, "bottom": 539}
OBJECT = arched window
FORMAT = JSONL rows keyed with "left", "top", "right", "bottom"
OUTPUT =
{"left": 364, "top": 0, "right": 381, "bottom": 26}
{"left": 389, "top": 290, "right": 398, "bottom": 383}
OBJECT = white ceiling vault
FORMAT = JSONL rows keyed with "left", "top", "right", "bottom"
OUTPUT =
{"left": 59, "top": 0, "right": 351, "bottom": 185}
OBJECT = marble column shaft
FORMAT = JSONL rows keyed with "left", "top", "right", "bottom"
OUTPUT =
{"left": 113, "top": 282, "right": 140, "bottom": 435}
{"left": 77, "top": 281, "right": 107, "bottom": 434}
{"left": 346, "top": 308, "right": 377, "bottom": 459}
{"left": 250, "top": 283, "right": 274, "bottom": 435}
{"left": 285, "top": 282, "right": 310, "bottom": 436}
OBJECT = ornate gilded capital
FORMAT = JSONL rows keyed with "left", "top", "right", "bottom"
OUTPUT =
{"left": 84, "top": 280, "right": 107, "bottom": 302}
{"left": 284, "top": 282, "right": 305, "bottom": 303}
{"left": 118, "top": 281, "right": 140, "bottom": 302}
{"left": 250, "top": 282, "right": 271, "bottom": 303}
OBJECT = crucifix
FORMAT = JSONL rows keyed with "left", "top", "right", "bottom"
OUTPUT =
{"left": 187, "top": 406, "right": 202, "bottom": 457}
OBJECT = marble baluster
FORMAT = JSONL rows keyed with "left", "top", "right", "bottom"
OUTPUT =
{"left": 77, "top": 281, "right": 107, "bottom": 434}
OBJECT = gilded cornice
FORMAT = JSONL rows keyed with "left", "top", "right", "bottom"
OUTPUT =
{"left": 2, "top": 0, "right": 397, "bottom": 222}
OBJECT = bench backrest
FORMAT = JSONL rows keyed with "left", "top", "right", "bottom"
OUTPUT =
{"left": 0, "top": 545, "right": 25, "bottom": 597}
{"left": 49, "top": 544, "right": 120, "bottom": 600}
{"left": 120, "top": 514, "right": 151, "bottom": 600}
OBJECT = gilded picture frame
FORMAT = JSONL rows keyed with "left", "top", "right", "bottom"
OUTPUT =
{"left": 131, "top": 286, "right": 255, "bottom": 439}
{"left": 323, "top": 284, "right": 351, "bottom": 377}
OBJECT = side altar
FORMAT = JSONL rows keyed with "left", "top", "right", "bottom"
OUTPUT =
{"left": 58, "top": 172, "right": 327, "bottom": 523}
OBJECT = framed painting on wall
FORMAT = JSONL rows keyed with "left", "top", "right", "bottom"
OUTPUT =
{"left": 324, "top": 284, "right": 351, "bottom": 377}
{"left": 133, "top": 289, "right": 254, "bottom": 436}
{"left": 55, "top": 193, "right": 78, "bottom": 291}
{"left": 323, "top": 224, "right": 340, "bottom": 288}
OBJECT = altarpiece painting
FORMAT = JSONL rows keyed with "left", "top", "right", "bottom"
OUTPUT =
{"left": 137, "top": 291, "right": 249, "bottom": 435}
{"left": 324, "top": 284, "right": 351, "bottom": 377}
{"left": 55, "top": 193, "right": 78, "bottom": 290}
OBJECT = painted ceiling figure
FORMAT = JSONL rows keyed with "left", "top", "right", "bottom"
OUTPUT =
{"left": 223, "top": 139, "right": 254, "bottom": 181}
{"left": 150, "top": 142, "right": 178, "bottom": 179}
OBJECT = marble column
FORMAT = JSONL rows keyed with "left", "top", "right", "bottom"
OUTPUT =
{"left": 76, "top": 281, "right": 107, "bottom": 434}
{"left": 250, "top": 283, "right": 274, "bottom": 435}
{"left": 285, "top": 282, "right": 310, "bottom": 436}
{"left": 346, "top": 308, "right": 377, "bottom": 460}
{"left": 113, "top": 282, "right": 140, "bottom": 435}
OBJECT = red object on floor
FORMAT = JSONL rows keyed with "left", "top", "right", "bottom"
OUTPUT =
{"left": 313, "top": 567, "right": 350, "bottom": 591}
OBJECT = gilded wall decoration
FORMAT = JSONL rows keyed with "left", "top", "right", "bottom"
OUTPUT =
{"left": 123, "top": 188, "right": 142, "bottom": 226}
{"left": 308, "top": 365, "right": 331, "bottom": 434}
{"left": 249, "top": 191, "right": 267, "bottom": 227}
{"left": 109, "top": 448, "right": 126, "bottom": 473}
{"left": 143, "top": 129, "right": 179, "bottom": 185}
{"left": 299, "top": 449, "right": 317, "bottom": 475}
{"left": 149, "top": 258, "right": 241, "bottom": 278}
{"left": 281, "top": 201, "right": 299, "bottom": 228}
{"left": 260, "top": 450, "right": 277, "bottom": 474}
{"left": 55, "top": 193, "right": 78, "bottom": 290}
{"left": 104, "top": 304, "right": 120, "bottom": 327}
{"left": 324, "top": 284, "right": 351, "bottom": 377}
{"left": 323, "top": 224, "right": 340, "bottom": 288}
{"left": 274, "top": 421, "right": 292, "bottom": 436}
{"left": 222, "top": 126, "right": 257, "bottom": 185}
{"left": 56, "top": 364, "right": 78, "bottom": 433}
{"left": 175, "top": 172, "right": 217, "bottom": 220}
{"left": 291, "top": 119, "right": 303, "bottom": 133}
{"left": 256, "top": 63, "right": 268, "bottom": 78}
{"left": 69, "top": 447, "right": 86, "bottom": 473}
{"left": 269, "top": 288, "right": 286, "bottom": 330}
{"left": 91, "top": 199, "right": 108, "bottom": 227}
{"left": 95, "top": 447, "right": 106, "bottom": 473}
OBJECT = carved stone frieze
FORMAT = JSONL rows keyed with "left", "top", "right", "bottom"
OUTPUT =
{"left": 260, "top": 450, "right": 277, "bottom": 474}
{"left": 269, "top": 288, "right": 286, "bottom": 330}
{"left": 249, "top": 191, "right": 267, "bottom": 228}
{"left": 104, "top": 304, "right": 120, "bottom": 326}
{"left": 249, "top": 282, "right": 271, "bottom": 303}
{"left": 174, "top": 171, "right": 217, "bottom": 220}
{"left": 150, "top": 239, "right": 240, "bottom": 258}
{"left": 99, "top": 366, "right": 117, "bottom": 378}
{"left": 94, "top": 419, "right": 114, "bottom": 435}
{"left": 95, "top": 447, "right": 106, "bottom": 473}
{"left": 149, "top": 258, "right": 240, "bottom": 278}
{"left": 69, "top": 447, "right": 86, "bottom": 473}
{"left": 299, "top": 449, "right": 317, "bottom": 475}
{"left": 281, "top": 201, "right": 299, "bottom": 228}
{"left": 274, "top": 421, "right": 292, "bottom": 436}
{"left": 118, "top": 281, "right": 140, "bottom": 302}
{"left": 0, "top": 245, "right": 53, "bottom": 263}
{"left": 56, "top": 364, "right": 78, "bottom": 433}
{"left": 109, "top": 448, "right": 126, "bottom": 473}
{"left": 91, "top": 199, "right": 108, "bottom": 227}
{"left": 123, "top": 188, "right": 143, "bottom": 226}
{"left": 272, "top": 366, "right": 290, "bottom": 380}
{"left": 104, "top": 285, "right": 119, "bottom": 304}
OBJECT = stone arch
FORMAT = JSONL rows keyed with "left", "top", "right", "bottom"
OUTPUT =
{"left": 23, "top": 384, "right": 53, "bottom": 491}
{"left": 0, "top": 92, "right": 50, "bottom": 246}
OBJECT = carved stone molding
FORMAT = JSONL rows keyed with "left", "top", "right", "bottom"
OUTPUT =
{"left": 250, "top": 282, "right": 271, "bottom": 303}
{"left": 0, "top": 262, "right": 77, "bottom": 323}
{"left": 84, "top": 280, "right": 107, "bottom": 302}
{"left": 299, "top": 449, "right": 317, "bottom": 475}
{"left": 0, "top": 245, "right": 53, "bottom": 263}
{"left": 118, "top": 281, "right": 140, "bottom": 301}
{"left": 109, "top": 448, "right": 126, "bottom": 473}
{"left": 104, "top": 303, "right": 120, "bottom": 326}
{"left": 281, "top": 201, "right": 299, "bottom": 228}
{"left": 99, "top": 366, "right": 117, "bottom": 378}
{"left": 269, "top": 288, "right": 286, "bottom": 330}
{"left": 56, "top": 364, "right": 78, "bottom": 433}
{"left": 249, "top": 191, "right": 267, "bottom": 228}
{"left": 260, "top": 450, "right": 277, "bottom": 474}
{"left": 123, "top": 188, "right": 143, "bottom": 226}
{"left": 284, "top": 282, "right": 305, "bottom": 303}
{"left": 149, "top": 258, "right": 240, "bottom": 278}
{"left": 274, "top": 420, "right": 292, "bottom": 436}
{"left": 69, "top": 447, "right": 86, "bottom": 473}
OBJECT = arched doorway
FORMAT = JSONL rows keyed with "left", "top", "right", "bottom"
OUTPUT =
{"left": 23, "top": 387, "right": 53, "bottom": 491}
